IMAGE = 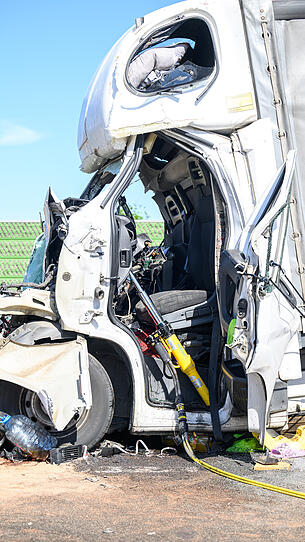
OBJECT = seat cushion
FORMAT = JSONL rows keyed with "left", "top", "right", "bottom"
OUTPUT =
{"left": 136, "top": 290, "right": 208, "bottom": 324}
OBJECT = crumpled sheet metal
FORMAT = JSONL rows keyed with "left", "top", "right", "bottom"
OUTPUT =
{"left": 0, "top": 288, "right": 57, "bottom": 320}
{"left": 0, "top": 337, "right": 92, "bottom": 431}
{"left": 78, "top": 0, "right": 257, "bottom": 172}
{"left": 246, "top": 289, "right": 300, "bottom": 440}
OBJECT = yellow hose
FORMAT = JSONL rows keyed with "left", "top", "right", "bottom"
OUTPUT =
{"left": 159, "top": 324, "right": 305, "bottom": 500}
{"left": 182, "top": 437, "right": 305, "bottom": 500}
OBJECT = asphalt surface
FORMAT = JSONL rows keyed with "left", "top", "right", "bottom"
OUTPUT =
{"left": 1, "top": 442, "right": 305, "bottom": 541}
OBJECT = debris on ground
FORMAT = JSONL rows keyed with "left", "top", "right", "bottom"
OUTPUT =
{"left": 49, "top": 445, "right": 88, "bottom": 464}
{"left": 226, "top": 433, "right": 263, "bottom": 453}
{"left": 0, "top": 426, "right": 305, "bottom": 502}
{"left": 91, "top": 438, "right": 177, "bottom": 458}
{"left": 263, "top": 426, "right": 305, "bottom": 458}
{"left": 253, "top": 460, "right": 290, "bottom": 471}
{"left": 0, "top": 412, "right": 57, "bottom": 461}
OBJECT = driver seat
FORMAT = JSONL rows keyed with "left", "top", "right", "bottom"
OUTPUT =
{"left": 135, "top": 213, "right": 217, "bottom": 330}
{"left": 136, "top": 289, "right": 217, "bottom": 330}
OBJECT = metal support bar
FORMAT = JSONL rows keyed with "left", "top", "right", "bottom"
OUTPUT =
{"left": 261, "top": 18, "right": 305, "bottom": 299}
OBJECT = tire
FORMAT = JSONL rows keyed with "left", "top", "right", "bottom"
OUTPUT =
{"left": 89, "top": 351, "right": 132, "bottom": 433}
{"left": 0, "top": 353, "right": 115, "bottom": 450}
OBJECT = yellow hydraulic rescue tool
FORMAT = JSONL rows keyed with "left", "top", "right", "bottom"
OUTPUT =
{"left": 161, "top": 334, "right": 210, "bottom": 406}
{"left": 129, "top": 271, "right": 209, "bottom": 406}
{"left": 129, "top": 271, "right": 305, "bottom": 501}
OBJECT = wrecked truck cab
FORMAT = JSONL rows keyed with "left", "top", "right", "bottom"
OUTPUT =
{"left": 78, "top": 0, "right": 257, "bottom": 173}
{"left": 0, "top": 131, "right": 298, "bottom": 449}
{"left": 0, "top": 0, "right": 305, "bottom": 450}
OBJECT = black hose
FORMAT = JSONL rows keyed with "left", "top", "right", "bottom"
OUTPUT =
{"left": 152, "top": 340, "right": 188, "bottom": 438}
{"left": 1, "top": 265, "right": 55, "bottom": 291}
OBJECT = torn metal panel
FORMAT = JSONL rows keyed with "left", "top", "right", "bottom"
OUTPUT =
{"left": 8, "top": 320, "right": 76, "bottom": 345}
{"left": 247, "top": 289, "right": 299, "bottom": 438}
{"left": 0, "top": 336, "right": 91, "bottom": 431}
{"left": 279, "top": 334, "right": 302, "bottom": 382}
{"left": 233, "top": 151, "right": 301, "bottom": 440}
{"left": 78, "top": 0, "right": 257, "bottom": 172}
{"left": 0, "top": 289, "right": 57, "bottom": 320}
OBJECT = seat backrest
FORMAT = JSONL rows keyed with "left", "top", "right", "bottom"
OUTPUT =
{"left": 162, "top": 181, "right": 215, "bottom": 292}
{"left": 183, "top": 181, "right": 215, "bottom": 292}
{"left": 185, "top": 214, "right": 215, "bottom": 292}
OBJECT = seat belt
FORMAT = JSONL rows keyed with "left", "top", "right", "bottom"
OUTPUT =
{"left": 208, "top": 316, "right": 223, "bottom": 441}
{"left": 162, "top": 229, "right": 173, "bottom": 291}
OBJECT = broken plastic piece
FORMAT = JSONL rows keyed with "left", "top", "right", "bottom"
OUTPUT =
{"left": 49, "top": 445, "right": 88, "bottom": 464}
{"left": 256, "top": 425, "right": 305, "bottom": 458}
{"left": 92, "top": 440, "right": 123, "bottom": 457}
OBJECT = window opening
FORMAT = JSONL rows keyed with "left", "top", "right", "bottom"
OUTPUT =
{"left": 127, "top": 18, "right": 216, "bottom": 93}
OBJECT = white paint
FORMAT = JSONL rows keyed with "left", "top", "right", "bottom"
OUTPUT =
{"left": 0, "top": 337, "right": 91, "bottom": 430}
{"left": 78, "top": 0, "right": 257, "bottom": 172}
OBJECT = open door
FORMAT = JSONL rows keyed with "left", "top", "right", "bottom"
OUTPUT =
{"left": 227, "top": 150, "right": 300, "bottom": 442}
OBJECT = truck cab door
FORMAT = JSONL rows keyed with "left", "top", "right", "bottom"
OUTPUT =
{"left": 228, "top": 150, "right": 299, "bottom": 442}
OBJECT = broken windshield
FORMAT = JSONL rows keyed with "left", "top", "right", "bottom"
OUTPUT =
{"left": 80, "top": 159, "right": 123, "bottom": 201}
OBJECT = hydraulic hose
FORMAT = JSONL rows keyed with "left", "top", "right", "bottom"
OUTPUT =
{"left": 153, "top": 341, "right": 189, "bottom": 437}
{"left": 181, "top": 434, "right": 305, "bottom": 500}
{"left": 131, "top": 273, "right": 305, "bottom": 499}
{"left": 129, "top": 270, "right": 209, "bottom": 406}
{"left": 151, "top": 331, "right": 305, "bottom": 500}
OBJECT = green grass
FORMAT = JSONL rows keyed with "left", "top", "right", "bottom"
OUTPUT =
{"left": 0, "top": 221, "right": 163, "bottom": 284}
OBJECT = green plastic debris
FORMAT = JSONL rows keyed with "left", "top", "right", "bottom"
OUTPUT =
{"left": 226, "top": 433, "right": 263, "bottom": 453}
{"left": 227, "top": 318, "right": 236, "bottom": 345}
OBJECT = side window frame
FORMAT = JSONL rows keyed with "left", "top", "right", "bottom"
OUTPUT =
{"left": 124, "top": 14, "right": 219, "bottom": 98}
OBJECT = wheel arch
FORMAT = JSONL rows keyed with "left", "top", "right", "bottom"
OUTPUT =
{"left": 87, "top": 337, "right": 134, "bottom": 432}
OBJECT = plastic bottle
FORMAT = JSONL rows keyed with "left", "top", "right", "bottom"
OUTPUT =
{"left": 0, "top": 412, "right": 58, "bottom": 460}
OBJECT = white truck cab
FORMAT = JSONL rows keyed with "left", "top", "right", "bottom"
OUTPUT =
{"left": 0, "top": 0, "right": 304, "bottom": 449}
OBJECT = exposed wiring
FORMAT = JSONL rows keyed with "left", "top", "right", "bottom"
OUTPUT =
{"left": 1, "top": 264, "right": 56, "bottom": 291}
{"left": 126, "top": 287, "right": 132, "bottom": 317}
{"left": 159, "top": 447, "right": 177, "bottom": 456}
{"left": 99, "top": 439, "right": 176, "bottom": 457}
